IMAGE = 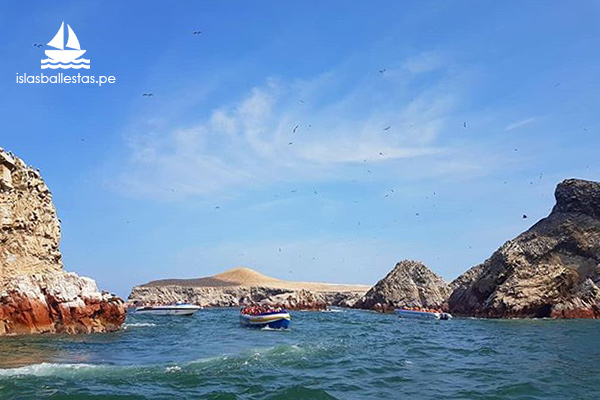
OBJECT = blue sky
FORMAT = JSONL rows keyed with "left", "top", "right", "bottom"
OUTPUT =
{"left": 2, "top": 1, "right": 599, "bottom": 297}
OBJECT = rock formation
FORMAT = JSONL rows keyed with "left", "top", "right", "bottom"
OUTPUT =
{"left": 353, "top": 260, "right": 451, "bottom": 312}
{"left": 0, "top": 148, "right": 125, "bottom": 335}
{"left": 448, "top": 179, "right": 600, "bottom": 318}
{"left": 128, "top": 267, "right": 369, "bottom": 310}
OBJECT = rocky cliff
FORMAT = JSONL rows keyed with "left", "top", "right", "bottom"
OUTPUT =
{"left": 448, "top": 179, "right": 600, "bottom": 318}
{"left": 353, "top": 260, "right": 451, "bottom": 312}
{"left": 0, "top": 148, "right": 125, "bottom": 335}
{"left": 128, "top": 267, "right": 368, "bottom": 310}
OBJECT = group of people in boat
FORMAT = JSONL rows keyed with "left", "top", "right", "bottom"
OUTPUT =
{"left": 401, "top": 306, "right": 444, "bottom": 314}
{"left": 241, "top": 305, "right": 285, "bottom": 315}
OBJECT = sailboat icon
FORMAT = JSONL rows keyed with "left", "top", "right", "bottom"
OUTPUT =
{"left": 41, "top": 22, "right": 90, "bottom": 69}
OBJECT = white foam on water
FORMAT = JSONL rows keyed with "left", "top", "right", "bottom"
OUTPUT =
{"left": 165, "top": 365, "right": 182, "bottom": 373}
{"left": 123, "top": 322, "right": 156, "bottom": 329}
{"left": 260, "top": 325, "right": 291, "bottom": 331}
{"left": 185, "top": 355, "right": 228, "bottom": 367}
{"left": 0, "top": 363, "right": 99, "bottom": 377}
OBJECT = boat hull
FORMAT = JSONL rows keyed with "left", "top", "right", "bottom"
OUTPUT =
{"left": 395, "top": 309, "right": 452, "bottom": 320}
{"left": 239, "top": 312, "right": 291, "bottom": 329}
{"left": 134, "top": 306, "right": 201, "bottom": 316}
{"left": 44, "top": 50, "right": 86, "bottom": 63}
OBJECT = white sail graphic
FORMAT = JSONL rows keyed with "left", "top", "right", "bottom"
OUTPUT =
{"left": 42, "top": 22, "right": 90, "bottom": 69}
{"left": 66, "top": 25, "right": 81, "bottom": 50}
{"left": 47, "top": 22, "right": 65, "bottom": 50}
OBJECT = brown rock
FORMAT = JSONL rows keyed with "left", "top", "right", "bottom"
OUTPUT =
{"left": 0, "top": 148, "right": 125, "bottom": 335}
{"left": 448, "top": 179, "right": 600, "bottom": 318}
{"left": 259, "top": 289, "right": 328, "bottom": 311}
{"left": 353, "top": 260, "right": 451, "bottom": 312}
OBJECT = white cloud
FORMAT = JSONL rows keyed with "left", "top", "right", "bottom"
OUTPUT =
{"left": 402, "top": 51, "right": 447, "bottom": 74}
{"left": 505, "top": 117, "right": 538, "bottom": 131}
{"left": 116, "top": 52, "right": 472, "bottom": 200}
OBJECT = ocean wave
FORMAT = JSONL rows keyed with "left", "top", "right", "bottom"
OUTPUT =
{"left": 41, "top": 59, "right": 90, "bottom": 64}
{"left": 0, "top": 362, "right": 99, "bottom": 377}
{"left": 41, "top": 64, "right": 91, "bottom": 69}
{"left": 0, "top": 343, "right": 338, "bottom": 380}
{"left": 184, "top": 342, "right": 338, "bottom": 373}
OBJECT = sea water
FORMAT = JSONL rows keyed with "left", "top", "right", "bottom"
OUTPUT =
{"left": 0, "top": 309, "right": 598, "bottom": 399}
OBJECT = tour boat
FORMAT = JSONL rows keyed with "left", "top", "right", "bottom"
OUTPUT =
{"left": 395, "top": 308, "right": 452, "bottom": 320}
{"left": 134, "top": 303, "right": 202, "bottom": 316}
{"left": 239, "top": 310, "right": 291, "bottom": 329}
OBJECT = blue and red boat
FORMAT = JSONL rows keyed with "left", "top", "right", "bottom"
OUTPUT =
{"left": 239, "top": 306, "right": 291, "bottom": 329}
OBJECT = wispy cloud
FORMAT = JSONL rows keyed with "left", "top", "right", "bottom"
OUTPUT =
{"left": 401, "top": 51, "right": 447, "bottom": 74}
{"left": 116, "top": 52, "right": 474, "bottom": 200}
{"left": 505, "top": 117, "right": 538, "bottom": 131}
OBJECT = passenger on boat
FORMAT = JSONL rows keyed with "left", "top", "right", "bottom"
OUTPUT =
{"left": 402, "top": 306, "right": 444, "bottom": 313}
{"left": 241, "top": 305, "right": 284, "bottom": 315}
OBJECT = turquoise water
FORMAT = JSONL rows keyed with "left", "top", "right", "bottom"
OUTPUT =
{"left": 0, "top": 309, "right": 599, "bottom": 399}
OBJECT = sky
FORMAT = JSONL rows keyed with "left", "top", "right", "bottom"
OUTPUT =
{"left": 1, "top": 1, "right": 600, "bottom": 297}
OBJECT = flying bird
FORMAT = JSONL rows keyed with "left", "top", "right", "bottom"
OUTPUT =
{"left": 215, "top": 205, "right": 220, "bottom": 209}
{"left": 383, "top": 126, "right": 391, "bottom": 131}
{"left": 463, "top": 122, "right": 467, "bottom": 128}
{"left": 379, "top": 69, "right": 386, "bottom": 74}
{"left": 142, "top": 93, "right": 154, "bottom": 97}
{"left": 292, "top": 124, "right": 299, "bottom": 133}
{"left": 32, "top": 44, "right": 44, "bottom": 48}
{"left": 192, "top": 30, "right": 202, "bottom": 35}
{"left": 288, "top": 142, "right": 293, "bottom": 145}
{"left": 522, "top": 214, "right": 528, "bottom": 219}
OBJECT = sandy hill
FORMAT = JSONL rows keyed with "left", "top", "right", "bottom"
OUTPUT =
{"left": 142, "top": 267, "right": 370, "bottom": 293}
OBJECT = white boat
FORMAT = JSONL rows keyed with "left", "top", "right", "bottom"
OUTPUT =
{"left": 134, "top": 303, "right": 202, "bottom": 316}
{"left": 395, "top": 309, "right": 452, "bottom": 320}
{"left": 44, "top": 22, "right": 87, "bottom": 63}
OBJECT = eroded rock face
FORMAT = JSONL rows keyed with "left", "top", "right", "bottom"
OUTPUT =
{"left": 0, "top": 151, "right": 62, "bottom": 278}
{"left": 353, "top": 260, "right": 451, "bottom": 312}
{"left": 448, "top": 179, "right": 600, "bottom": 318}
{"left": 127, "top": 285, "right": 358, "bottom": 311}
{"left": 0, "top": 148, "right": 125, "bottom": 335}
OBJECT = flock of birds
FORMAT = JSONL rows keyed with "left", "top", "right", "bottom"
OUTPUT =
{"left": 126, "top": 31, "right": 549, "bottom": 227}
